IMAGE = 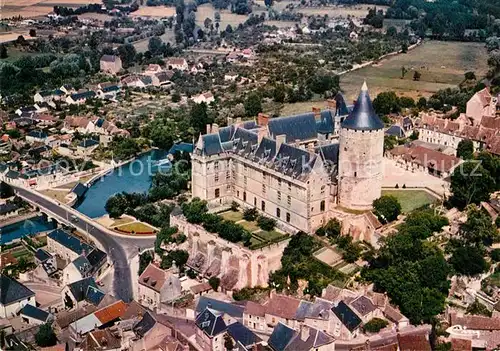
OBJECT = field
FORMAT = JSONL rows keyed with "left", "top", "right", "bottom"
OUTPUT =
{"left": 130, "top": 5, "right": 176, "bottom": 18}
{"left": 295, "top": 4, "right": 388, "bottom": 18}
{"left": 0, "top": 0, "right": 93, "bottom": 19}
{"left": 115, "top": 221, "right": 157, "bottom": 234}
{"left": 133, "top": 30, "right": 176, "bottom": 52}
{"left": 340, "top": 41, "right": 489, "bottom": 100}
{"left": 381, "top": 189, "right": 438, "bottom": 213}
{"left": 195, "top": 3, "right": 248, "bottom": 28}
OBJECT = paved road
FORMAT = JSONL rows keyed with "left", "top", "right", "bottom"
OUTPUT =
{"left": 15, "top": 187, "right": 152, "bottom": 303}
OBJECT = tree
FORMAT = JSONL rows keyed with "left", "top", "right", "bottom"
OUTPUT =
{"left": 373, "top": 195, "right": 402, "bottom": 223}
{"left": 466, "top": 299, "right": 492, "bottom": 317}
{"left": 244, "top": 92, "right": 262, "bottom": 117}
{"left": 459, "top": 205, "right": 498, "bottom": 248}
{"left": 214, "top": 12, "right": 221, "bottom": 22}
{"left": 0, "top": 45, "right": 7, "bottom": 59}
{"left": 413, "top": 71, "right": 421, "bottom": 81}
{"left": 450, "top": 161, "right": 495, "bottom": 210}
{"left": 204, "top": 17, "right": 212, "bottom": 29}
{"left": 0, "top": 182, "right": 14, "bottom": 199}
{"left": 243, "top": 207, "right": 258, "bottom": 221}
{"left": 190, "top": 102, "right": 210, "bottom": 135}
{"left": 456, "top": 140, "right": 474, "bottom": 159}
{"left": 225, "top": 24, "right": 233, "bottom": 33}
{"left": 171, "top": 92, "right": 181, "bottom": 102}
{"left": 449, "top": 245, "right": 489, "bottom": 276}
{"left": 208, "top": 276, "right": 220, "bottom": 291}
{"left": 257, "top": 215, "right": 276, "bottom": 231}
{"left": 464, "top": 71, "right": 476, "bottom": 80}
{"left": 224, "top": 334, "right": 235, "bottom": 350}
{"left": 117, "top": 44, "right": 137, "bottom": 68}
{"left": 35, "top": 323, "right": 57, "bottom": 347}
{"left": 139, "top": 251, "right": 153, "bottom": 275}
{"left": 490, "top": 248, "right": 500, "bottom": 262}
{"left": 399, "top": 96, "right": 415, "bottom": 108}
{"left": 417, "top": 97, "right": 427, "bottom": 109}
{"left": 148, "top": 36, "right": 163, "bottom": 56}
{"left": 182, "top": 198, "right": 208, "bottom": 224}
{"left": 386, "top": 26, "right": 397, "bottom": 37}
{"left": 29, "top": 29, "right": 36, "bottom": 37}
{"left": 16, "top": 35, "right": 26, "bottom": 45}
{"left": 373, "top": 91, "right": 400, "bottom": 115}
{"left": 273, "top": 85, "right": 286, "bottom": 103}
{"left": 364, "top": 318, "right": 389, "bottom": 333}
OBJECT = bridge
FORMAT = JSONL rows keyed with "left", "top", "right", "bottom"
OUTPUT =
{"left": 14, "top": 186, "right": 156, "bottom": 302}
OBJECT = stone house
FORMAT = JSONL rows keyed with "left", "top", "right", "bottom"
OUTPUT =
{"left": 268, "top": 322, "right": 335, "bottom": 351}
{"left": 466, "top": 87, "right": 497, "bottom": 126}
{"left": 137, "top": 263, "right": 181, "bottom": 309}
{"left": 100, "top": 55, "right": 123, "bottom": 75}
{"left": 166, "top": 58, "right": 188, "bottom": 71}
{"left": 0, "top": 274, "right": 36, "bottom": 318}
{"left": 47, "top": 229, "right": 93, "bottom": 264}
{"left": 192, "top": 92, "right": 214, "bottom": 104}
{"left": 195, "top": 307, "right": 226, "bottom": 351}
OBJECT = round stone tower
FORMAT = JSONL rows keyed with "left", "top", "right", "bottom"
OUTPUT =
{"left": 338, "top": 82, "right": 384, "bottom": 211}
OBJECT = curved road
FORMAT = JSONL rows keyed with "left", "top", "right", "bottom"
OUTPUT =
{"left": 15, "top": 187, "right": 155, "bottom": 303}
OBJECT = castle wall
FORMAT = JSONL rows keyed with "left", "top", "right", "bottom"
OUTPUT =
{"left": 170, "top": 214, "right": 290, "bottom": 289}
{"left": 338, "top": 128, "right": 384, "bottom": 210}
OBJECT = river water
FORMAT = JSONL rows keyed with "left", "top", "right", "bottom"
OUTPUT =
{"left": 74, "top": 149, "right": 167, "bottom": 218}
{"left": 0, "top": 215, "right": 56, "bottom": 245}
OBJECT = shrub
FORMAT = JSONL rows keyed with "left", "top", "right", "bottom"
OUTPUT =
{"left": 186, "top": 269, "right": 197, "bottom": 279}
{"left": 230, "top": 201, "right": 240, "bottom": 211}
{"left": 490, "top": 248, "right": 500, "bottom": 262}
{"left": 363, "top": 318, "right": 389, "bottom": 333}
{"left": 208, "top": 276, "right": 220, "bottom": 291}
{"left": 243, "top": 207, "right": 258, "bottom": 221}
{"left": 373, "top": 195, "right": 402, "bottom": 223}
{"left": 257, "top": 215, "right": 276, "bottom": 231}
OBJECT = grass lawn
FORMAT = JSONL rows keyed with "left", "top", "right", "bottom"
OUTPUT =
{"left": 115, "top": 221, "right": 156, "bottom": 234}
{"left": 111, "top": 216, "right": 134, "bottom": 227}
{"left": 341, "top": 41, "right": 489, "bottom": 100}
{"left": 250, "top": 235, "right": 265, "bottom": 246}
{"left": 220, "top": 210, "right": 244, "bottom": 222}
{"left": 254, "top": 230, "right": 285, "bottom": 241}
{"left": 381, "top": 189, "right": 438, "bottom": 213}
{"left": 11, "top": 248, "right": 31, "bottom": 259}
{"left": 239, "top": 220, "right": 260, "bottom": 233}
{"left": 489, "top": 271, "right": 500, "bottom": 287}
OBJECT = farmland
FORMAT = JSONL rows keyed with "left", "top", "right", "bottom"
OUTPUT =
{"left": 0, "top": 0, "right": 95, "bottom": 19}
{"left": 340, "top": 41, "right": 489, "bottom": 100}
{"left": 195, "top": 3, "right": 247, "bottom": 28}
{"left": 129, "top": 5, "right": 175, "bottom": 18}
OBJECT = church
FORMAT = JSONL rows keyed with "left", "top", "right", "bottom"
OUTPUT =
{"left": 191, "top": 83, "right": 384, "bottom": 234}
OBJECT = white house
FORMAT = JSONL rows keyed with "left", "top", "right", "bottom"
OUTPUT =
{"left": 137, "top": 263, "right": 182, "bottom": 309}
{"left": 0, "top": 274, "right": 36, "bottom": 318}
{"left": 63, "top": 256, "right": 93, "bottom": 285}
{"left": 26, "top": 130, "right": 48, "bottom": 144}
{"left": 66, "top": 91, "right": 96, "bottom": 105}
{"left": 20, "top": 304, "right": 53, "bottom": 326}
{"left": 192, "top": 92, "right": 214, "bottom": 104}
{"left": 166, "top": 58, "right": 188, "bottom": 71}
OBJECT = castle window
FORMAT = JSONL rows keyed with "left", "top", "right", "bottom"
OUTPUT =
{"left": 214, "top": 161, "right": 219, "bottom": 170}
{"left": 215, "top": 188, "right": 220, "bottom": 198}
{"left": 321, "top": 185, "right": 325, "bottom": 194}
{"left": 286, "top": 212, "right": 290, "bottom": 223}
{"left": 226, "top": 184, "right": 231, "bottom": 191}
{"left": 237, "top": 191, "right": 240, "bottom": 197}
{"left": 243, "top": 192, "right": 246, "bottom": 202}
{"left": 344, "top": 147, "right": 347, "bottom": 151}
{"left": 287, "top": 195, "right": 291, "bottom": 206}
{"left": 354, "top": 172, "right": 357, "bottom": 177}
{"left": 278, "top": 179, "right": 282, "bottom": 187}
{"left": 263, "top": 172, "right": 267, "bottom": 181}
{"left": 320, "top": 200, "right": 325, "bottom": 212}
{"left": 262, "top": 184, "right": 266, "bottom": 194}
{"left": 215, "top": 174, "right": 219, "bottom": 182}
{"left": 288, "top": 182, "right": 292, "bottom": 192}
{"left": 254, "top": 197, "right": 257, "bottom": 206}
{"left": 244, "top": 176, "right": 247, "bottom": 186}
{"left": 261, "top": 201, "right": 266, "bottom": 211}
{"left": 277, "top": 191, "right": 281, "bottom": 202}
{"left": 276, "top": 208, "right": 281, "bottom": 218}
{"left": 226, "top": 171, "right": 230, "bottom": 180}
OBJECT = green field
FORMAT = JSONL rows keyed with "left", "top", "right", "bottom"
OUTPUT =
{"left": 381, "top": 189, "right": 438, "bottom": 213}
{"left": 220, "top": 210, "right": 244, "bottom": 222}
{"left": 341, "top": 41, "right": 489, "bottom": 100}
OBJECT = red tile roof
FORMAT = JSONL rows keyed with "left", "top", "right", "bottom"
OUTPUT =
{"left": 244, "top": 301, "right": 266, "bottom": 317}
{"left": 451, "top": 337, "right": 472, "bottom": 351}
{"left": 139, "top": 263, "right": 171, "bottom": 292}
{"left": 396, "top": 145, "right": 462, "bottom": 173}
{"left": 94, "top": 300, "right": 127, "bottom": 324}
{"left": 450, "top": 313, "right": 500, "bottom": 331}
{"left": 264, "top": 294, "right": 301, "bottom": 320}
{"left": 397, "top": 333, "right": 431, "bottom": 351}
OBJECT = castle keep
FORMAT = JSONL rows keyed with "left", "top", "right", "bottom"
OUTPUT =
{"left": 191, "top": 83, "right": 384, "bottom": 233}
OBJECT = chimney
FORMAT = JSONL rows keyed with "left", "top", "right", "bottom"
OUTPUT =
{"left": 312, "top": 107, "right": 321, "bottom": 120}
{"left": 212, "top": 123, "right": 219, "bottom": 133}
{"left": 307, "top": 142, "right": 314, "bottom": 152}
{"left": 300, "top": 325, "right": 310, "bottom": 342}
{"left": 326, "top": 99, "right": 336, "bottom": 110}
{"left": 227, "top": 117, "right": 234, "bottom": 126}
{"left": 258, "top": 113, "right": 270, "bottom": 126}
{"left": 206, "top": 124, "right": 212, "bottom": 134}
{"left": 236, "top": 117, "right": 242, "bottom": 124}
{"left": 276, "top": 134, "right": 286, "bottom": 150}
{"left": 258, "top": 127, "right": 267, "bottom": 143}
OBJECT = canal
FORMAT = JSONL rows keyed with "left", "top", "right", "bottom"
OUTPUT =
{"left": 74, "top": 149, "right": 167, "bottom": 218}
{"left": 0, "top": 215, "right": 56, "bottom": 245}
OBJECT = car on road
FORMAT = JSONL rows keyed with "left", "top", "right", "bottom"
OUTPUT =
{"left": 71, "top": 215, "right": 79, "bottom": 222}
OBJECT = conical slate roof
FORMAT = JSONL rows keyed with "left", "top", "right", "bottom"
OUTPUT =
{"left": 341, "top": 82, "right": 384, "bottom": 131}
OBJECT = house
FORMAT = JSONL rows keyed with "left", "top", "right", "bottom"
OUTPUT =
{"left": 192, "top": 92, "right": 214, "bottom": 104}
{"left": 97, "top": 85, "right": 121, "bottom": 99}
{"left": 195, "top": 307, "right": 227, "bottom": 351}
{"left": 330, "top": 301, "right": 362, "bottom": 340}
{"left": 33, "top": 90, "right": 56, "bottom": 104}
{"left": 61, "top": 277, "right": 102, "bottom": 310}
{"left": 137, "top": 263, "right": 182, "bottom": 309}
{"left": 224, "top": 73, "right": 238, "bottom": 82}
{"left": 166, "top": 58, "right": 188, "bottom": 71}
{"left": 263, "top": 294, "right": 301, "bottom": 329}
{"left": 144, "top": 64, "right": 163, "bottom": 75}
{"left": 66, "top": 91, "right": 96, "bottom": 105}
{"left": 0, "top": 274, "right": 36, "bottom": 318}
{"left": 15, "top": 105, "right": 37, "bottom": 116}
{"left": 20, "top": 304, "right": 53, "bottom": 325}
{"left": 47, "top": 229, "right": 93, "bottom": 264}
{"left": 26, "top": 130, "right": 48, "bottom": 144}
{"left": 33, "top": 113, "right": 57, "bottom": 126}
{"left": 466, "top": 87, "right": 497, "bottom": 125}
{"left": 60, "top": 84, "right": 75, "bottom": 95}
{"left": 268, "top": 322, "right": 335, "bottom": 351}
{"left": 152, "top": 71, "right": 173, "bottom": 87}
{"left": 0, "top": 202, "right": 20, "bottom": 220}
{"left": 226, "top": 322, "right": 263, "bottom": 350}
{"left": 68, "top": 300, "right": 127, "bottom": 337}
{"left": 80, "top": 329, "right": 121, "bottom": 351}
{"left": 77, "top": 139, "right": 99, "bottom": 157}
{"left": 63, "top": 255, "right": 93, "bottom": 285}
{"left": 100, "top": 55, "right": 123, "bottom": 75}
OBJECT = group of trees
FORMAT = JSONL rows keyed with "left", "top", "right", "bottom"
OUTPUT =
{"left": 373, "top": 195, "right": 402, "bottom": 223}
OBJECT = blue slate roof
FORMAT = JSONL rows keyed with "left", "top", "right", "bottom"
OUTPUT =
{"left": 85, "top": 285, "right": 105, "bottom": 306}
{"left": 268, "top": 113, "right": 317, "bottom": 142}
{"left": 233, "top": 127, "right": 259, "bottom": 157}
{"left": 48, "top": 229, "right": 92, "bottom": 255}
{"left": 0, "top": 202, "right": 18, "bottom": 215}
{"left": 315, "top": 142, "right": 339, "bottom": 168}
{"left": 79, "top": 139, "right": 99, "bottom": 148}
{"left": 72, "top": 256, "right": 92, "bottom": 275}
{"left": 218, "top": 125, "right": 235, "bottom": 143}
{"left": 27, "top": 130, "right": 48, "bottom": 139}
{"left": 195, "top": 308, "right": 227, "bottom": 337}
{"left": 35, "top": 248, "right": 52, "bottom": 263}
{"left": 95, "top": 118, "right": 105, "bottom": 127}
{"left": 316, "top": 110, "right": 335, "bottom": 134}
{"left": 271, "top": 143, "right": 317, "bottom": 179}
{"left": 0, "top": 163, "right": 7, "bottom": 172}
{"left": 331, "top": 300, "right": 362, "bottom": 332}
{"left": 20, "top": 304, "right": 50, "bottom": 322}
{"left": 253, "top": 137, "right": 276, "bottom": 163}
{"left": 0, "top": 274, "right": 35, "bottom": 305}
{"left": 168, "top": 142, "right": 194, "bottom": 155}
{"left": 196, "top": 296, "right": 245, "bottom": 318}
{"left": 71, "top": 183, "right": 88, "bottom": 198}
{"left": 341, "top": 83, "right": 384, "bottom": 131}
{"left": 70, "top": 91, "right": 96, "bottom": 101}
{"left": 102, "top": 85, "right": 120, "bottom": 93}
{"left": 133, "top": 312, "right": 156, "bottom": 337}
{"left": 295, "top": 298, "right": 333, "bottom": 321}
{"left": 227, "top": 322, "right": 261, "bottom": 348}
{"left": 385, "top": 125, "right": 405, "bottom": 138}
{"left": 200, "top": 133, "right": 223, "bottom": 156}
{"left": 67, "top": 277, "right": 97, "bottom": 302}
{"left": 268, "top": 322, "right": 297, "bottom": 351}
{"left": 241, "top": 120, "right": 257, "bottom": 129}
{"left": 86, "top": 248, "right": 107, "bottom": 269}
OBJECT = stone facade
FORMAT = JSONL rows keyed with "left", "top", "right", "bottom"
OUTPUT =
{"left": 191, "top": 84, "right": 384, "bottom": 234}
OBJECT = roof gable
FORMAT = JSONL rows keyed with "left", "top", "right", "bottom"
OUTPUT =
{"left": 0, "top": 274, "right": 35, "bottom": 305}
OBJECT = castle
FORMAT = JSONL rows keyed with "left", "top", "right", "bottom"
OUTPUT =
{"left": 191, "top": 83, "right": 384, "bottom": 234}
